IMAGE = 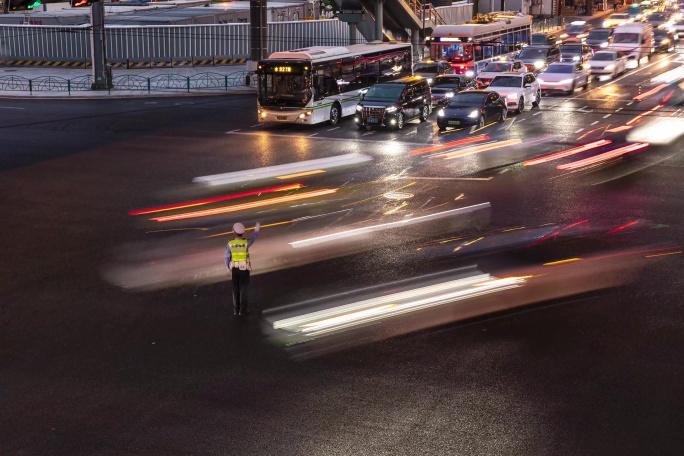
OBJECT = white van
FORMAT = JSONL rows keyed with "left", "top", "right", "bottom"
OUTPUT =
{"left": 608, "top": 23, "right": 654, "bottom": 66}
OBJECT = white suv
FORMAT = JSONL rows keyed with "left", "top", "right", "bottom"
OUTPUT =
{"left": 486, "top": 72, "right": 541, "bottom": 113}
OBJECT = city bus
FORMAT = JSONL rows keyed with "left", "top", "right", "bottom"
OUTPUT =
{"left": 428, "top": 13, "right": 532, "bottom": 75}
{"left": 256, "top": 43, "right": 413, "bottom": 125}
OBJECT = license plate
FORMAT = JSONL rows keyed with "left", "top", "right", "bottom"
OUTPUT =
{"left": 367, "top": 118, "right": 379, "bottom": 124}
{"left": 276, "top": 116, "right": 287, "bottom": 121}
{"left": 448, "top": 120, "right": 460, "bottom": 125}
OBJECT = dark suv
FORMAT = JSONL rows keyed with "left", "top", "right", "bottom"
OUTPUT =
{"left": 355, "top": 76, "right": 431, "bottom": 130}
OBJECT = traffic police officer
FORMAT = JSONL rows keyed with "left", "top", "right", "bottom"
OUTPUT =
{"left": 225, "top": 221, "right": 260, "bottom": 316}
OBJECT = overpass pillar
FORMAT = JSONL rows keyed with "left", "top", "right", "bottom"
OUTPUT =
{"left": 411, "top": 28, "right": 421, "bottom": 60}
{"left": 375, "top": 0, "right": 384, "bottom": 41}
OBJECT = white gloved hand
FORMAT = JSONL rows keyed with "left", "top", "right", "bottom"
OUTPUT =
{"left": 255, "top": 222, "right": 261, "bottom": 233}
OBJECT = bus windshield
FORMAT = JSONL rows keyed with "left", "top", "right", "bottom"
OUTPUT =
{"left": 433, "top": 43, "right": 473, "bottom": 63}
{"left": 258, "top": 64, "right": 312, "bottom": 108}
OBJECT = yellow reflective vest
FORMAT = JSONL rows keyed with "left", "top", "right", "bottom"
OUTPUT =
{"left": 228, "top": 238, "right": 249, "bottom": 262}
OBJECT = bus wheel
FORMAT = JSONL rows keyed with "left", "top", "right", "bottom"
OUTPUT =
{"left": 329, "top": 103, "right": 341, "bottom": 125}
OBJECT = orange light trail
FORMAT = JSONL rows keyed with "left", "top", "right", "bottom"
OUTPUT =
{"left": 606, "top": 125, "right": 633, "bottom": 133}
{"left": 523, "top": 140, "right": 612, "bottom": 166}
{"left": 409, "top": 135, "right": 490, "bottom": 156}
{"left": 151, "top": 188, "right": 338, "bottom": 222}
{"left": 129, "top": 183, "right": 304, "bottom": 216}
{"left": 440, "top": 139, "right": 522, "bottom": 160}
{"left": 576, "top": 126, "right": 607, "bottom": 141}
{"left": 276, "top": 170, "right": 326, "bottom": 179}
{"left": 626, "top": 105, "right": 662, "bottom": 125}
{"left": 556, "top": 143, "right": 649, "bottom": 170}
{"left": 646, "top": 251, "right": 682, "bottom": 258}
{"left": 633, "top": 83, "right": 669, "bottom": 101}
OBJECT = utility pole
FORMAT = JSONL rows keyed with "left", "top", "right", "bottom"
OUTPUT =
{"left": 250, "top": 0, "right": 267, "bottom": 63}
{"left": 2, "top": 0, "right": 9, "bottom": 15}
{"left": 90, "top": 0, "right": 110, "bottom": 90}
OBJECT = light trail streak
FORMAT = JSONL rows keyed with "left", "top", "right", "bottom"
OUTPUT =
{"left": 193, "top": 153, "right": 372, "bottom": 186}
{"left": 203, "top": 220, "right": 293, "bottom": 238}
{"left": 439, "top": 139, "right": 522, "bottom": 160}
{"left": 128, "top": 183, "right": 304, "bottom": 216}
{"left": 341, "top": 182, "right": 416, "bottom": 207}
{"left": 523, "top": 140, "right": 612, "bottom": 166}
{"left": 633, "top": 83, "right": 669, "bottom": 101}
{"left": 151, "top": 188, "right": 338, "bottom": 222}
{"left": 544, "top": 258, "right": 582, "bottom": 266}
{"left": 408, "top": 135, "right": 490, "bottom": 155}
{"left": 646, "top": 251, "right": 682, "bottom": 258}
{"left": 556, "top": 143, "right": 649, "bottom": 170}
{"left": 626, "top": 105, "right": 662, "bottom": 125}
{"left": 289, "top": 203, "right": 491, "bottom": 248}
{"left": 606, "top": 220, "right": 639, "bottom": 235}
{"left": 272, "top": 274, "right": 527, "bottom": 336}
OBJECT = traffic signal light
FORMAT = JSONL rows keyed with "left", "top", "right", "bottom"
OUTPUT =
{"left": 70, "top": 0, "right": 95, "bottom": 7}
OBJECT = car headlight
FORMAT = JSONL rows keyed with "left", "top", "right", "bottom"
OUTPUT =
{"left": 427, "top": 78, "right": 433, "bottom": 84}
{"left": 534, "top": 60, "right": 544, "bottom": 69}
{"left": 603, "top": 20, "right": 610, "bottom": 27}
{"left": 356, "top": 105, "right": 362, "bottom": 111}
{"left": 437, "top": 109, "right": 445, "bottom": 117}
{"left": 604, "top": 64, "right": 615, "bottom": 70}
{"left": 560, "top": 33, "right": 568, "bottom": 39}
{"left": 600, "top": 42, "right": 609, "bottom": 48}
{"left": 662, "top": 38, "right": 670, "bottom": 44}
{"left": 468, "top": 110, "right": 479, "bottom": 118}
{"left": 465, "top": 70, "right": 474, "bottom": 77}
{"left": 445, "top": 91, "right": 455, "bottom": 98}
{"left": 572, "top": 55, "right": 580, "bottom": 61}
{"left": 386, "top": 106, "right": 398, "bottom": 113}
{"left": 560, "top": 79, "right": 574, "bottom": 84}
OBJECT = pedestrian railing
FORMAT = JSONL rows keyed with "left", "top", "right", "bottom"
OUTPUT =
{"left": 531, "top": 16, "right": 565, "bottom": 33}
{"left": 0, "top": 71, "right": 257, "bottom": 95}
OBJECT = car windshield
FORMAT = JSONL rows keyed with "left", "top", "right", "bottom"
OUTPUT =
{"left": 489, "top": 76, "right": 523, "bottom": 88}
{"left": 588, "top": 30, "right": 611, "bottom": 40}
{"left": 654, "top": 30, "right": 668, "bottom": 38}
{"left": 610, "top": 14, "right": 629, "bottom": 19}
{"left": 628, "top": 6, "right": 642, "bottom": 14}
{"left": 560, "top": 45, "right": 583, "bottom": 54}
{"left": 591, "top": 53, "right": 616, "bottom": 61}
{"left": 483, "top": 62, "right": 512, "bottom": 72}
{"left": 567, "top": 24, "right": 586, "bottom": 34}
{"left": 448, "top": 92, "right": 487, "bottom": 106}
{"left": 545, "top": 65, "right": 574, "bottom": 74}
{"left": 432, "top": 84, "right": 459, "bottom": 90}
{"left": 363, "top": 84, "right": 405, "bottom": 100}
{"left": 433, "top": 77, "right": 462, "bottom": 88}
{"left": 613, "top": 33, "right": 640, "bottom": 43}
{"left": 649, "top": 13, "right": 667, "bottom": 19}
{"left": 518, "top": 48, "right": 546, "bottom": 59}
{"left": 414, "top": 64, "right": 439, "bottom": 73}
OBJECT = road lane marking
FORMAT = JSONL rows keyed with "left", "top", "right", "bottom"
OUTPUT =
{"left": 308, "top": 133, "right": 319, "bottom": 137}
{"left": 517, "top": 118, "right": 526, "bottom": 122}
{"left": 627, "top": 101, "right": 634, "bottom": 106}
{"left": 250, "top": 124, "right": 261, "bottom": 128}
{"left": 603, "top": 114, "right": 612, "bottom": 118}
{"left": 362, "top": 132, "right": 374, "bottom": 136}
{"left": 0, "top": 106, "right": 25, "bottom": 110}
{"left": 574, "top": 128, "right": 584, "bottom": 133}
{"left": 501, "top": 118, "right": 516, "bottom": 130}
{"left": 590, "top": 121, "right": 599, "bottom": 125}
{"left": 615, "top": 108, "right": 623, "bottom": 112}
{"left": 226, "top": 129, "right": 241, "bottom": 132}
{"left": 327, "top": 127, "right": 340, "bottom": 131}
{"left": 533, "top": 112, "right": 542, "bottom": 116}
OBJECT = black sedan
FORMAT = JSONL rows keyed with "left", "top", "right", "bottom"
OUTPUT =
{"left": 654, "top": 29, "right": 677, "bottom": 52}
{"left": 436, "top": 90, "right": 507, "bottom": 131}
{"left": 430, "top": 74, "right": 477, "bottom": 107}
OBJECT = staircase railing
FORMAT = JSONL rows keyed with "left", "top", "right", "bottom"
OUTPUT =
{"left": 405, "top": 0, "right": 446, "bottom": 25}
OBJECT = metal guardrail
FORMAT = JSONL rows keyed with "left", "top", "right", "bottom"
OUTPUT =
{"left": 531, "top": 17, "right": 565, "bottom": 33}
{"left": 0, "top": 71, "right": 256, "bottom": 95}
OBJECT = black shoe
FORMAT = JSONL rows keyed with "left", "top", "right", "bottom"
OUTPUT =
{"left": 241, "top": 310, "right": 251, "bottom": 316}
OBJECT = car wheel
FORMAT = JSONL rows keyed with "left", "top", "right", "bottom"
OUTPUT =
{"left": 329, "top": 103, "right": 340, "bottom": 125}
{"left": 532, "top": 91, "right": 541, "bottom": 108}
{"left": 567, "top": 82, "right": 575, "bottom": 96}
{"left": 516, "top": 97, "right": 524, "bottom": 114}
{"left": 438, "top": 125, "right": 446, "bottom": 132}
{"left": 357, "top": 124, "right": 365, "bottom": 130}
{"left": 501, "top": 107, "right": 508, "bottom": 122}
{"left": 477, "top": 115, "right": 485, "bottom": 129}
{"left": 419, "top": 104, "right": 429, "bottom": 122}
{"left": 583, "top": 77, "right": 589, "bottom": 90}
{"left": 395, "top": 112, "right": 405, "bottom": 130}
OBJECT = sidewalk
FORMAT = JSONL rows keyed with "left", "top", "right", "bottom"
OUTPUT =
{"left": 0, "top": 63, "right": 257, "bottom": 99}
{"left": 561, "top": 4, "right": 626, "bottom": 20}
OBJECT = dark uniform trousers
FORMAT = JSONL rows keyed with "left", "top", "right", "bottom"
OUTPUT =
{"left": 231, "top": 268, "right": 250, "bottom": 314}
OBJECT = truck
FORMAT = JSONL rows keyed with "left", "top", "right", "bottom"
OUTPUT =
{"left": 608, "top": 22, "right": 654, "bottom": 67}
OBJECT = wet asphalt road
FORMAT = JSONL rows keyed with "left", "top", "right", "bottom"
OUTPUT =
{"left": 2, "top": 51, "right": 684, "bottom": 455}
